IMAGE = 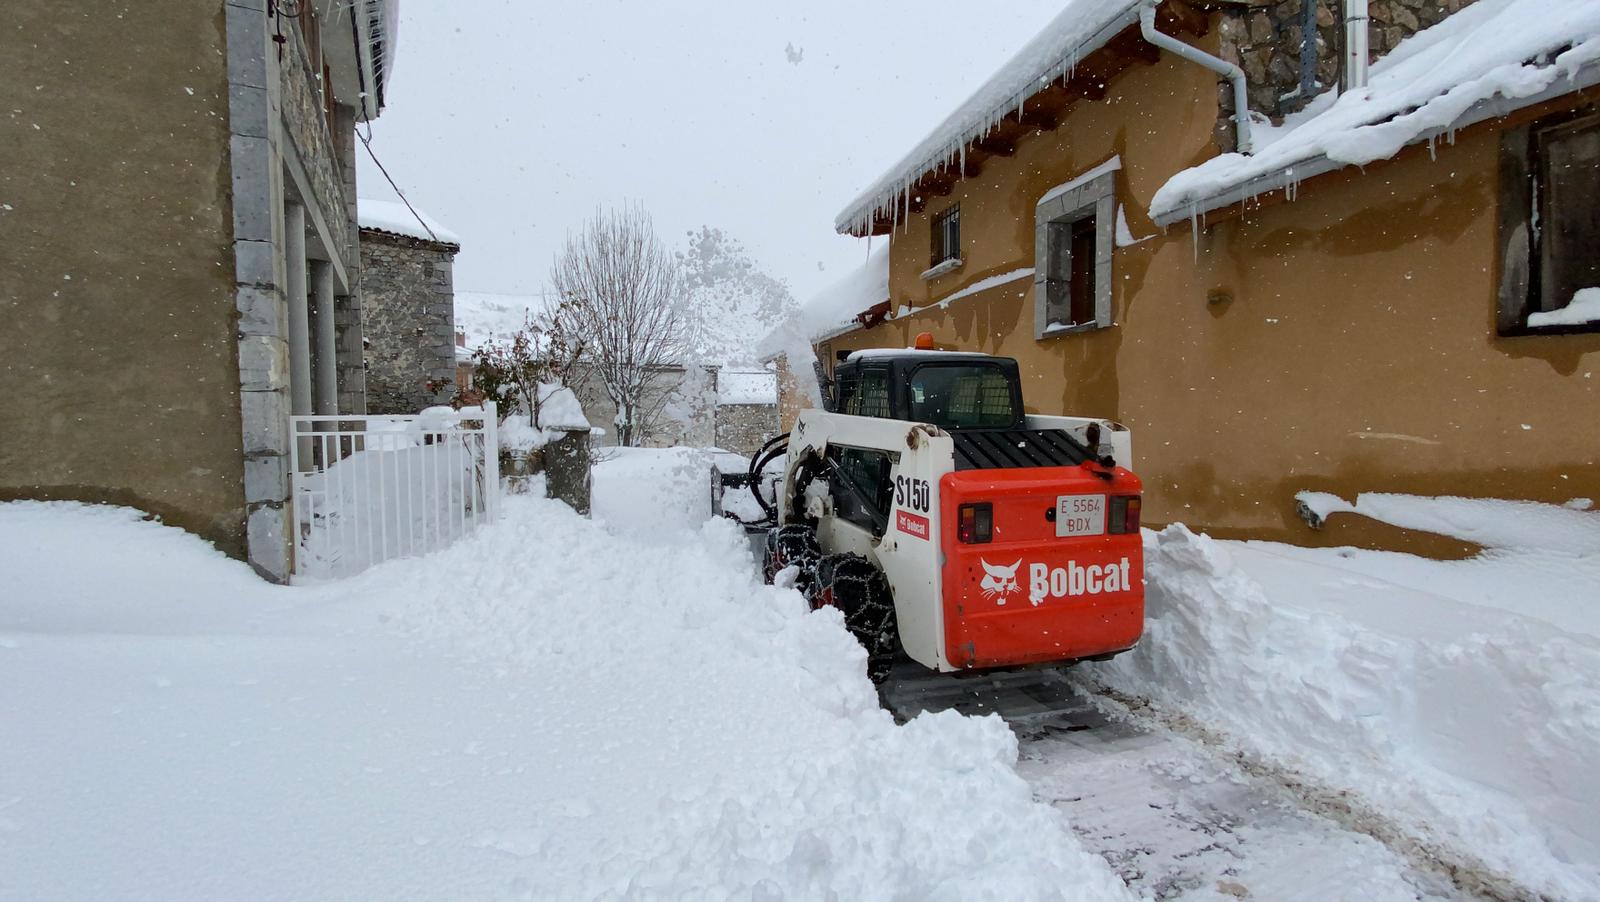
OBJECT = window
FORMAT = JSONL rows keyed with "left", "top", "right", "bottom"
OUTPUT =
{"left": 836, "top": 367, "right": 891, "bottom": 419}
{"left": 931, "top": 204, "right": 961, "bottom": 268}
{"left": 1034, "top": 166, "right": 1116, "bottom": 338}
{"left": 826, "top": 446, "right": 893, "bottom": 535}
{"left": 906, "top": 365, "right": 1019, "bottom": 429}
{"left": 1499, "top": 108, "right": 1600, "bottom": 334}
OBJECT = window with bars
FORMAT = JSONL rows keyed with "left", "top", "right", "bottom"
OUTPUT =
{"left": 1498, "top": 108, "right": 1600, "bottom": 335}
{"left": 931, "top": 204, "right": 961, "bottom": 267}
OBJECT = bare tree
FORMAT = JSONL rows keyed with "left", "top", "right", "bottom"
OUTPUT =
{"left": 550, "top": 205, "right": 688, "bottom": 447}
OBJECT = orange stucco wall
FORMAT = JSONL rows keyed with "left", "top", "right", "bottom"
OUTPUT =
{"left": 815, "top": 38, "right": 1599, "bottom": 554}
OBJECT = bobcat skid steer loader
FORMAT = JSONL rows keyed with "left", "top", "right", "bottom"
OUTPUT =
{"left": 720, "top": 339, "right": 1144, "bottom": 682}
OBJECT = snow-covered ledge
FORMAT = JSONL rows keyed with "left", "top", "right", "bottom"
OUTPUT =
{"left": 920, "top": 257, "right": 962, "bottom": 281}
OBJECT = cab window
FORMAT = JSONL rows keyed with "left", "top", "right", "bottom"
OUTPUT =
{"left": 826, "top": 446, "right": 892, "bottom": 536}
{"left": 840, "top": 368, "right": 891, "bottom": 419}
{"left": 906, "top": 365, "right": 1018, "bottom": 429}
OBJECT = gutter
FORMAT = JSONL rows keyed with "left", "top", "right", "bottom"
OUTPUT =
{"left": 1149, "top": 59, "right": 1600, "bottom": 227}
{"left": 351, "top": 0, "right": 380, "bottom": 122}
{"left": 1139, "top": 0, "right": 1254, "bottom": 155}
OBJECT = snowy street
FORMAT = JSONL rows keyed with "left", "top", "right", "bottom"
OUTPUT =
{"left": 5, "top": 448, "right": 1596, "bottom": 900}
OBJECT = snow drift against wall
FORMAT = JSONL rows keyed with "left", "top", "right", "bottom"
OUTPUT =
{"left": 1151, "top": 0, "right": 1600, "bottom": 221}
{"left": 0, "top": 498, "right": 1133, "bottom": 901}
{"left": 1099, "top": 502, "right": 1600, "bottom": 899}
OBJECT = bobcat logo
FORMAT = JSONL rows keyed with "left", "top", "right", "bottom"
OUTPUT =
{"left": 979, "top": 558, "right": 1023, "bottom": 604}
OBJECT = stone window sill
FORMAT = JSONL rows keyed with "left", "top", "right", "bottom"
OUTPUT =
{"left": 1039, "top": 321, "right": 1108, "bottom": 339}
{"left": 920, "top": 258, "right": 963, "bottom": 281}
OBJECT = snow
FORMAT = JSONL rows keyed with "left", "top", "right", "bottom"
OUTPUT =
{"left": 499, "top": 384, "right": 594, "bottom": 453}
{"left": 847, "top": 348, "right": 990, "bottom": 360}
{"left": 1097, "top": 494, "right": 1600, "bottom": 899}
{"left": 453, "top": 290, "right": 545, "bottom": 349}
{"left": 0, "top": 481, "right": 1131, "bottom": 901}
{"left": 930, "top": 267, "right": 1034, "bottom": 311}
{"left": 717, "top": 367, "right": 778, "bottom": 406}
{"left": 795, "top": 242, "right": 892, "bottom": 342}
{"left": 1152, "top": 0, "right": 1600, "bottom": 222}
{"left": 357, "top": 197, "right": 461, "bottom": 246}
{"left": 835, "top": 1, "right": 1142, "bottom": 234}
{"left": 1529, "top": 287, "right": 1600, "bottom": 328}
{"left": 1038, "top": 155, "right": 1121, "bottom": 208}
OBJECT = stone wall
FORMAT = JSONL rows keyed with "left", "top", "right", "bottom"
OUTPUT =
{"left": 1215, "top": 0, "right": 1480, "bottom": 149}
{"left": 281, "top": 20, "right": 349, "bottom": 270}
{"left": 360, "top": 231, "right": 460, "bottom": 414}
{"left": 714, "top": 404, "right": 779, "bottom": 456}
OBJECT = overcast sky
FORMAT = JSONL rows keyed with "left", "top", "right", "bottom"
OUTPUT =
{"left": 355, "top": 1, "right": 1065, "bottom": 302}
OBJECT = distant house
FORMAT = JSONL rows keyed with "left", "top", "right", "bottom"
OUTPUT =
{"left": 358, "top": 200, "right": 463, "bottom": 414}
{"left": 453, "top": 292, "right": 778, "bottom": 453}
{"left": 0, "top": 0, "right": 406, "bottom": 581}
{"left": 790, "top": 0, "right": 1600, "bottom": 554}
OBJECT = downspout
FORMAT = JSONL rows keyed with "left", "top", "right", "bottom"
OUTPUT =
{"left": 1341, "top": 0, "right": 1371, "bottom": 92}
{"left": 1138, "top": 0, "right": 1253, "bottom": 155}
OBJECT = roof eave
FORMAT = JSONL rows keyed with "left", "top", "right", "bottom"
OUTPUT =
{"left": 834, "top": 4, "right": 1145, "bottom": 236}
{"left": 1151, "top": 60, "right": 1600, "bottom": 228}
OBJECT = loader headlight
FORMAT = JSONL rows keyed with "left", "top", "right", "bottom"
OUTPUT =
{"left": 958, "top": 503, "right": 993, "bottom": 544}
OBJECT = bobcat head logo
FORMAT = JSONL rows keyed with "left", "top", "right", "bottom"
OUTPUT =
{"left": 979, "top": 558, "right": 1023, "bottom": 604}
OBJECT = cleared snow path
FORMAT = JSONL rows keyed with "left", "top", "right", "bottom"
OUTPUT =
{"left": 881, "top": 664, "right": 1457, "bottom": 901}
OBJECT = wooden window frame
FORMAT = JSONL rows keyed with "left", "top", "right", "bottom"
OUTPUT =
{"left": 1497, "top": 106, "right": 1600, "bottom": 336}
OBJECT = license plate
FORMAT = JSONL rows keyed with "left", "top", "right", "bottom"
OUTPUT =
{"left": 1055, "top": 494, "right": 1106, "bottom": 537}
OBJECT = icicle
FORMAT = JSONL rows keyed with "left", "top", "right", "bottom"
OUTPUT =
{"left": 1190, "top": 203, "right": 1201, "bottom": 265}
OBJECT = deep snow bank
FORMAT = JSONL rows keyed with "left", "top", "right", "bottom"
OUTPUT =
{"left": 1098, "top": 523, "right": 1600, "bottom": 898}
{"left": 0, "top": 498, "right": 1131, "bottom": 901}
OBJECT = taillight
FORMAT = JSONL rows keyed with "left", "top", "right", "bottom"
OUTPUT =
{"left": 1109, "top": 495, "right": 1141, "bottom": 534}
{"left": 958, "top": 502, "right": 993, "bottom": 543}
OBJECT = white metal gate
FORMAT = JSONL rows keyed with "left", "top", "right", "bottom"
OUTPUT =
{"left": 289, "top": 403, "right": 499, "bottom": 579}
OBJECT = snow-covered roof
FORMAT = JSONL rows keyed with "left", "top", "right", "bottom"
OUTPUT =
{"left": 717, "top": 369, "right": 778, "bottom": 406}
{"left": 834, "top": 0, "right": 1143, "bottom": 235}
{"left": 1151, "top": 0, "right": 1600, "bottom": 225}
{"left": 800, "top": 244, "right": 891, "bottom": 342}
{"left": 358, "top": 198, "right": 461, "bottom": 247}
{"left": 369, "top": 0, "right": 400, "bottom": 113}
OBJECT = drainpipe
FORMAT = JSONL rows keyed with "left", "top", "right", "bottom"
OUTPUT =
{"left": 1341, "top": 0, "right": 1371, "bottom": 92}
{"left": 1138, "top": 0, "right": 1253, "bottom": 154}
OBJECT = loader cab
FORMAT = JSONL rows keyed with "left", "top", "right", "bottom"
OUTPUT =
{"left": 832, "top": 351, "right": 1025, "bottom": 432}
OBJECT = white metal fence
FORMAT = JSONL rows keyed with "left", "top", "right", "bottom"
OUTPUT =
{"left": 289, "top": 403, "right": 499, "bottom": 580}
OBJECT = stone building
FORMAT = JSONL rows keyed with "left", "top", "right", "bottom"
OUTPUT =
{"left": 570, "top": 365, "right": 779, "bottom": 455}
{"left": 788, "top": 0, "right": 1599, "bottom": 555}
{"left": 1211, "top": 0, "right": 1482, "bottom": 149}
{"left": 358, "top": 201, "right": 462, "bottom": 414}
{"left": 1, "top": 0, "right": 404, "bottom": 581}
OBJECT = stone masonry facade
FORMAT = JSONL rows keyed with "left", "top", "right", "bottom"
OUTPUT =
{"left": 1214, "top": 0, "right": 1480, "bottom": 150}
{"left": 714, "top": 404, "right": 779, "bottom": 457}
{"left": 360, "top": 230, "right": 461, "bottom": 415}
{"left": 227, "top": 1, "right": 369, "bottom": 580}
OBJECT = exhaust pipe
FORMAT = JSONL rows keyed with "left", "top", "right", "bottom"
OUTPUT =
{"left": 1341, "top": 0, "right": 1370, "bottom": 92}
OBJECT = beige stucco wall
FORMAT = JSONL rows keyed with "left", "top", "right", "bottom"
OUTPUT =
{"left": 821, "top": 35, "right": 1599, "bottom": 554}
{"left": 0, "top": 1, "right": 246, "bottom": 555}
